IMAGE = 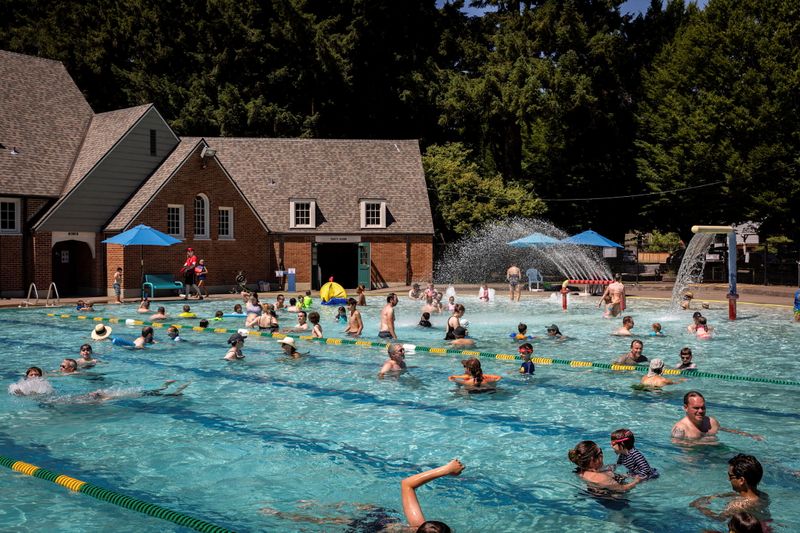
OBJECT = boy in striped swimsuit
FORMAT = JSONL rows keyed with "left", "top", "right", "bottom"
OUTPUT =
{"left": 610, "top": 428, "right": 659, "bottom": 480}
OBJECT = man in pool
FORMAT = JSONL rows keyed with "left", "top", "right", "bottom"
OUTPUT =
{"left": 378, "top": 343, "right": 406, "bottom": 378}
{"left": 615, "top": 339, "right": 647, "bottom": 365}
{"left": 613, "top": 315, "right": 635, "bottom": 336}
{"left": 671, "top": 391, "right": 764, "bottom": 444}
{"left": 378, "top": 293, "right": 398, "bottom": 339}
{"left": 690, "top": 454, "right": 770, "bottom": 523}
{"left": 448, "top": 326, "right": 475, "bottom": 348}
{"left": 59, "top": 358, "right": 78, "bottom": 374}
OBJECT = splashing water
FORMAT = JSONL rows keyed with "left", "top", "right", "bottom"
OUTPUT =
{"left": 669, "top": 232, "right": 715, "bottom": 311}
{"left": 432, "top": 217, "right": 612, "bottom": 284}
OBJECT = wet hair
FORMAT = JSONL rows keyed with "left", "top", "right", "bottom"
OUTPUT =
{"left": 421, "top": 312, "right": 430, "bottom": 320}
{"left": 228, "top": 333, "right": 245, "bottom": 345}
{"left": 233, "top": 304, "right": 243, "bottom": 313}
{"left": 199, "top": 319, "right": 209, "bottom": 328}
{"left": 289, "top": 298, "right": 297, "bottom": 306}
{"left": 167, "top": 326, "right": 179, "bottom": 335}
{"left": 156, "top": 306, "right": 165, "bottom": 314}
{"left": 453, "top": 326, "right": 466, "bottom": 338}
{"left": 387, "top": 293, "right": 397, "bottom": 303}
{"left": 728, "top": 454, "right": 763, "bottom": 489}
{"left": 336, "top": 306, "right": 346, "bottom": 314}
{"left": 140, "top": 300, "right": 150, "bottom": 309}
{"left": 680, "top": 347, "right": 692, "bottom": 357}
{"left": 305, "top": 290, "right": 311, "bottom": 296}
{"left": 697, "top": 316, "right": 707, "bottom": 326}
{"left": 651, "top": 322, "right": 661, "bottom": 332}
{"left": 308, "top": 311, "right": 320, "bottom": 324}
{"left": 727, "top": 511, "right": 762, "bottom": 533}
{"left": 183, "top": 305, "right": 191, "bottom": 312}
{"left": 622, "top": 315, "right": 634, "bottom": 325}
{"left": 683, "top": 390, "right": 704, "bottom": 406}
{"left": 568, "top": 440, "right": 601, "bottom": 472}
{"left": 296, "top": 310, "right": 307, "bottom": 320}
{"left": 63, "top": 358, "right": 78, "bottom": 371}
{"left": 518, "top": 323, "right": 527, "bottom": 333}
{"left": 461, "top": 358, "right": 483, "bottom": 385}
{"left": 80, "top": 343, "right": 92, "bottom": 353}
{"left": 692, "top": 311, "right": 703, "bottom": 319}
{"left": 26, "top": 366, "right": 43, "bottom": 377}
{"left": 453, "top": 303, "right": 465, "bottom": 314}
{"left": 417, "top": 522, "right": 451, "bottom": 533}
{"left": 347, "top": 297, "right": 357, "bottom": 306}
{"left": 610, "top": 428, "right": 635, "bottom": 450}
{"left": 630, "top": 339, "right": 643, "bottom": 349}
{"left": 215, "top": 310, "right": 224, "bottom": 318}
{"left": 277, "top": 294, "right": 285, "bottom": 300}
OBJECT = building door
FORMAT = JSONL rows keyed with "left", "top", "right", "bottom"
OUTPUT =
{"left": 51, "top": 240, "right": 93, "bottom": 296}
{"left": 358, "top": 242, "right": 371, "bottom": 289}
{"left": 315, "top": 243, "right": 359, "bottom": 289}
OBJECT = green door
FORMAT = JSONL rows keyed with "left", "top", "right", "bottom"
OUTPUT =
{"left": 358, "top": 242, "right": 371, "bottom": 288}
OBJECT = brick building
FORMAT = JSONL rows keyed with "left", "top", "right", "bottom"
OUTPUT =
{"left": 0, "top": 50, "right": 433, "bottom": 298}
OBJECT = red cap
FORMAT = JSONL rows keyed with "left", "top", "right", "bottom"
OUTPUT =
{"left": 187, "top": 247, "right": 194, "bottom": 252}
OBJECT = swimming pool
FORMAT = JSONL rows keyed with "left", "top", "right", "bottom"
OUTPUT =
{"left": 2, "top": 294, "right": 799, "bottom": 532}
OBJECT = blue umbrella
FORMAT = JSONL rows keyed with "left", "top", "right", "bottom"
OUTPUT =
{"left": 507, "top": 232, "right": 560, "bottom": 247}
{"left": 561, "top": 230, "right": 623, "bottom": 248}
{"left": 102, "top": 225, "right": 183, "bottom": 296}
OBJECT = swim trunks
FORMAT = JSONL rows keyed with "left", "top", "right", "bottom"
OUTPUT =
{"left": 378, "top": 330, "right": 393, "bottom": 339}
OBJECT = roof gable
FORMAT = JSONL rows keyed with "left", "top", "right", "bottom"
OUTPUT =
{"left": 208, "top": 138, "right": 434, "bottom": 234}
{"left": 0, "top": 50, "right": 93, "bottom": 197}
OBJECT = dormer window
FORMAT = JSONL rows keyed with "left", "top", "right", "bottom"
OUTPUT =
{"left": 290, "top": 199, "right": 316, "bottom": 229}
{"left": 360, "top": 199, "right": 386, "bottom": 229}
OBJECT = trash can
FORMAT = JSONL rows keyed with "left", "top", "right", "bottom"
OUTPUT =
{"left": 287, "top": 268, "right": 296, "bottom": 293}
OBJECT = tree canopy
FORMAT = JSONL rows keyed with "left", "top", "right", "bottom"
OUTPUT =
{"left": 2, "top": 0, "right": 798, "bottom": 242}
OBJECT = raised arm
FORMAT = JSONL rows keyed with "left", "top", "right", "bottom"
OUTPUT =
{"left": 401, "top": 459, "right": 464, "bottom": 529}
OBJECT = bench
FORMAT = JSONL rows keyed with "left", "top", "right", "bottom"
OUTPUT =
{"left": 142, "top": 274, "right": 184, "bottom": 298}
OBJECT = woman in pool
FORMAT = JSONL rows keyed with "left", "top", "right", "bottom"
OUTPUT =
{"left": 137, "top": 299, "right": 150, "bottom": 313}
{"left": 224, "top": 333, "right": 246, "bottom": 361}
{"left": 444, "top": 304, "right": 465, "bottom": 340}
{"left": 568, "top": 441, "right": 641, "bottom": 492}
{"left": 448, "top": 358, "right": 500, "bottom": 388}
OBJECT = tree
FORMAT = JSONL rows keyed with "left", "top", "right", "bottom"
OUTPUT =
{"left": 636, "top": 0, "right": 800, "bottom": 241}
{"left": 423, "top": 142, "right": 546, "bottom": 239}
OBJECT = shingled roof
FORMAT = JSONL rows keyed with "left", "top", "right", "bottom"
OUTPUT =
{"left": 209, "top": 138, "right": 434, "bottom": 234}
{"left": 61, "top": 104, "right": 153, "bottom": 195}
{"left": 0, "top": 50, "right": 93, "bottom": 197}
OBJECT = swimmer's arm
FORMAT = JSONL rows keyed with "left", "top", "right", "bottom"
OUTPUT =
{"left": 378, "top": 361, "right": 393, "bottom": 379}
{"left": 670, "top": 424, "right": 687, "bottom": 442}
{"left": 690, "top": 492, "right": 736, "bottom": 520}
{"left": 719, "top": 426, "right": 765, "bottom": 441}
{"left": 402, "top": 459, "right": 464, "bottom": 529}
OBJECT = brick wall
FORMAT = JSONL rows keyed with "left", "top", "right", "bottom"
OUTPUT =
{"left": 361, "top": 234, "right": 433, "bottom": 288}
{"left": 0, "top": 234, "right": 24, "bottom": 296}
{"left": 106, "top": 145, "right": 271, "bottom": 296}
{"left": 282, "top": 237, "right": 312, "bottom": 287}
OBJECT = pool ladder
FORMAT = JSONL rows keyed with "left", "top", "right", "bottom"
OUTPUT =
{"left": 18, "top": 282, "right": 60, "bottom": 307}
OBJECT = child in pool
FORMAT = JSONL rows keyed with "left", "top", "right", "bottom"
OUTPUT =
{"left": 610, "top": 428, "right": 659, "bottom": 480}
{"left": 308, "top": 311, "right": 323, "bottom": 338}
{"left": 447, "top": 295, "right": 456, "bottom": 312}
{"left": 418, "top": 312, "right": 432, "bottom": 328}
{"left": 213, "top": 310, "right": 224, "bottom": 322}
{"left": 335, "top": 306, "right": 347, "bottom": 324}
{"left": 518, "top": 343, "right": 535, "bottom": 374}
{"left": 511, "top": 322, "right": 535, "bottom": 341}
{"left": 568, "top": 441, "right": 641, "bottom": 492}
{"left": 696, "top": 317, "right": 713, "bottom": 339}
{"left": 650, "top": 322, "right": 665, "bottom": 337}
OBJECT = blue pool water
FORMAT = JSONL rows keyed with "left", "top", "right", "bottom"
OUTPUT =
{"left": 1, "top": 294, "right": 799, "bottom": 532}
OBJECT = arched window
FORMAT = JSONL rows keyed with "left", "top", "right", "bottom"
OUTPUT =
{"left": 194, "top": 194, "right": 209, "bottom": 238}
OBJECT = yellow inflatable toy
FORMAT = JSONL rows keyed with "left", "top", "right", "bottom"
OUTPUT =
{"left": 320, "top": 277, "right": 347, "bottom": 304}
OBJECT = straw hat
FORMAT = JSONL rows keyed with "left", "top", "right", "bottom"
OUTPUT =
{"left": 277, "top": 337, "right": 295, "bottom": 347}
{"left": 91, "top": 323, "right": 112, "bottom": 340}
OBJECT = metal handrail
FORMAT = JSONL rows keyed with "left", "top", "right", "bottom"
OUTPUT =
{"left": 45, "top": 282, "right": 60, "bottom": 307}
{"left": 19, "top": 283, "right": 39, "bottom": 307}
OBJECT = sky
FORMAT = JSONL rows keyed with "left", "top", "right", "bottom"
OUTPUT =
{"left": 443, "top": 0, "right": 709, "bottom": 17}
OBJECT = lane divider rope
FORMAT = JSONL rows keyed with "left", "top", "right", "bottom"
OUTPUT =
{"left": 48, "top": 313, "right": 800, "bottom": 387}
{"left": 0, "top": 454, "right": 233, "bottom": 532}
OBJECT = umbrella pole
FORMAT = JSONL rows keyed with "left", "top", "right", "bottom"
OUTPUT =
{"left": 140, "top": 246, "right": 145, "bottom": 299}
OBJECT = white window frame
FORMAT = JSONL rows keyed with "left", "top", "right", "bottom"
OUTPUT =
{"left": 360, "top": 199, "right": 386, "bottom": 229}
{"left": 194, "top": 193, "right": 210, "bottom": 239}
{"left": 290, "top": 199, "right": 316, "bottom": 229}
{"left": 218, "top": 206, "right": 234, "bottom": 240}
{"left": 167, "top": 204, "right": 184, "bottom": 238}
{"left": 0, "top": 198, "right": 21, "bottom": 234}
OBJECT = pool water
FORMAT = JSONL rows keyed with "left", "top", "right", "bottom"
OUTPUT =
{"left": 1, "top": 294, "right": 799, "bottom": 532}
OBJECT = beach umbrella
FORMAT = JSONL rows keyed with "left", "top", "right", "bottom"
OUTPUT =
{"left": 561, "top": 230, "right": 623, "bottom": 248}
{"left": 102, "top": 225, "right": 183, "bottom": 296}
{"left": 507, "top": 232, "right": 560, "bottom": 247}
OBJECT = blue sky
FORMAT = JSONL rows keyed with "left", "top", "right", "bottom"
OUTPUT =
{"left": 442, "top": 1, "right": 709, "bottom": 17}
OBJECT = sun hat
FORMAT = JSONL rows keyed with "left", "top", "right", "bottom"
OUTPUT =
{"left": 91, "top": 323, "right": 112, "bottom": 340}
{"left": 277, "top": 337, "right": 296, "bottom": 347}
{"left": 647, "top": 358, "right": 664, "bottom": 376}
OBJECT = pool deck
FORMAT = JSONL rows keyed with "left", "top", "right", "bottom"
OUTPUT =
{"left": 1, "top": 282, "right": 795, "bottom": 310}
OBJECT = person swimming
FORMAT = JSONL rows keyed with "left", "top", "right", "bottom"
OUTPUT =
{"left": 8, "top": 367, "right": 54, "bottom": 396}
